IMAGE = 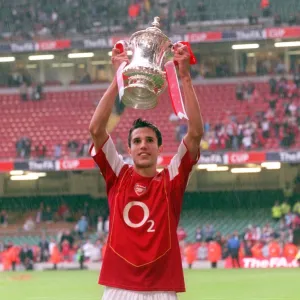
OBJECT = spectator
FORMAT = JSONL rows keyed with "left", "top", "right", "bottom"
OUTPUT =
{"left": 249, "top": 14, "right": 258, "bottom": 25}
{"left": 197, "top": 241, "right": 208, "bottom": 260}
{"left": 175, "top": 2, "right": 187, "bottom": 25}
{"left": 67, "top": 140, "right": 79, "bottom": 158}
{"left": 203, "top": 224, "right": 214, "bottom": 242}
{"left": 80, "top": 71, "right": 92, "bottom": 84}
{"left": 177, "top": 226, "right": 187, "bottom": 247}
{"left": 35, "top": 142, "right": 47, "bottom": 158}
{"left": 97, "top": 216, "right": 104, "bottom": 235}
{"left": 32, "top": 83, "right": 43, "bottom": 100}
{"left": 208, "top": 240, "right": 221, "bottom": 268}
{"left": 83, "top": 240, "right": 94, "bottom": 260}
{"left": 104, "top": 217, "right": 109, "bottom": 234}
{"left": 261, "top": 118, "right": 270, "bottom": 139}
{"left": 36, "top": 202, "right": 44, "bottom": 223}
{"left": 79, "top": 140, "right": 90, "bottom": 157}
{"left": 285, "top": 212, "right": 294, "bottom": 229}
{"left": 50, "top": 243, "right": 61, "bottom": 270}
{"left": 214, "top": 232, "right": 223, "bottom": 246}
{"left": 262, "top": 223, "right": 274, "bottom": 242}
{"left": 278, "top": 77, "right": 288, "bottom": 97}
{"left": 23, "top": 216, "right": 35, "bottom": 231}
{"left": 281, "top": 200, "right": 291, "bottom": 216}
{"left": 276, "top": 62, "right": 286, "bottom": 75}
{"left": 83, "top": 201, "right": 90, "bottom": 218}
{"left": 260, "top": 0, "right": 271, "bottom": 17}
{"left": 242, "top": 131, "right": 252, "bottom": 150}
{"left": 39, "top": 236, "right": 49, "bottom": 262}
{"left": 293, "top": 66, "right": 300, "bottom": 88}
{"left": 274, "top": 14, "right": 282, "bottom": 26}
{"left": 293, "top": 200, "right": 300, "bottom": 215}
{"left": 293, "top": 213, "right": 300, "bottom": 229}
{"left": 16, "top": 137, "right": 31, "bottom": 158}
{"left": 0, "top": 210, "right": 8, "bottom": 227}
{"left": 227, "top": 232, "right": 241, "bottom": 268}
{"left": 185, "top": 242, "right": 197, "bottom": 269}
{"left": 244, "top": 240, "right": 253, "bottom": 257}
{"left": 19, "top": 244, "right": 34, "bottom": 270}
{"left": 288, "top": 14, "right": 297, "bottom": 26}
{"left": 19, "top": 83, "right": 28, "bottom": 101}
{"left": 58, "top": 202, "right": 70, "bottom": 221}
{"left": 235, "top": 83, "right": 244, "bottom": 101}
{"left": 197, "top": 1, "right": 206, "bottom": 21}
{"left": 261, "top": 241, "right": 269, "bottom": 258}
{"left": 195, "top": 226, "right": 202, "bottom": 242}
{"left": 43, "top": 206, "right": 53, "bottom": 223}
{"left": 76, "top": 216, "right": 88, "bottom": 239}
{"left": 269, "top": 77, "right": 277, "bottom": 94}
{"left": 60, "top": 230, "right": 74, "bottom": 249}
{"left": 61, "top": 240, "right": 71, "bottom": 261}
{"left": 272, "top": 201, "right": 282, "bottom": 221}
{"left": 54, "top": 144, "right": 62, "bottom": 159}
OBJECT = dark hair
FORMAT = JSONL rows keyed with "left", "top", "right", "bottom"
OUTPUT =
{"left": 128, "top": 118, "right": 162, "bottom": 147}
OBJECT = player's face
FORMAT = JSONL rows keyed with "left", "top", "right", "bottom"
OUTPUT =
{"left": 128, "top": 127, "right": 161, "bottom": 169}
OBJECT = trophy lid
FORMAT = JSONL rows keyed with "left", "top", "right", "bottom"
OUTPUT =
{"left": 130, "top": 16, "right": 171, "bottom": 42}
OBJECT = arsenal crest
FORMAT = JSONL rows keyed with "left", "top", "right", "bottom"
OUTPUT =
{"left": 134, "top": 183, "right": 147, "bottom": 196}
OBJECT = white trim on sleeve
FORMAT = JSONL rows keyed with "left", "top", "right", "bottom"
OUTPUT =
{"left": 91, "top": 137, "right": 125, "bottom": 177}
{"left": 167, "top": 142, "right": 187, "bottom": 181}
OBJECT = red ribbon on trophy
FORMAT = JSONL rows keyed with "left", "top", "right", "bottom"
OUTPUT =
{"left": 165, "top": 41, "right": 197, "bottom": 119}
{"left": 115, "top": 40, "right": 128, "bottom": 101}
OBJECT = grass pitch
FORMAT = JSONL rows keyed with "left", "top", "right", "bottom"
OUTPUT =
{"left": 1, "top": 268, "right": 299, "bottom": 300}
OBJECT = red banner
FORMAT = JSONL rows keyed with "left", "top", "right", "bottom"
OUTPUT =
{"left": 225, "top": 152, "right": 266, "bottom": 164}
{"left": 0, "top": 161, "right": 13, "bottom": 172}
{"left": 265, "top": 26, "right": 300, "bottom": 39}
{"left": 184, "top": 32, "right": 222, "bottom": 43}
{"left": 57, "top": 158, "right": 95, "bottom": 171}
{"left": 242, "top": 257, "right": 298, "bottom": 269}
{"left": 36, "top": 39, "right": 71, "bottom": 51}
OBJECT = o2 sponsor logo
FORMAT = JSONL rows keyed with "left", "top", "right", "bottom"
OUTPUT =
{"left": 123, "top": 201, "right": 155, "bottom": 233}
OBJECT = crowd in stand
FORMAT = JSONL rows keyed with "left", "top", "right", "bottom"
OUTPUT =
{"left": 15, "top": 137, "right": 91, "bottom": 159}
{"left": 1, "top": 0, "right": 300, "bottom": 41}
{"left": 175, "top": 200, "right": 300, "bottom": 268}
{"left": 191, "top": 78, "right": 300, "bottom": 152}
{"left": 0, "top": 200, "right": 109, "bottom": 271}
{"left": 1, "top": 198, "right": 299, "bottom": 271}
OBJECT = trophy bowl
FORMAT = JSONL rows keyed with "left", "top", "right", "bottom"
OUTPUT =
{"left": 118, "top": 17, "right": 173, "bottom": 109}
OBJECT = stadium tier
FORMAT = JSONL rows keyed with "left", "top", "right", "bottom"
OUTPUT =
{"left": 186, "top": 0, "right": 300, "bottom": 21}
{"left": 1, "top": 81, "right": 299, "bottom": 159}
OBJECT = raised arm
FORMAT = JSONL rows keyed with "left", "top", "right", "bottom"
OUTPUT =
{"left": 173, "top": 43, "right": 204, "bottom": 159}
{"left": 89, "top": 48, "right": 129, "bottom": 153}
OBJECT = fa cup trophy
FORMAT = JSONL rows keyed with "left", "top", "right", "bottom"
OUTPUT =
{"left": 115, "top": 17, "right": 196, "bottom": 119}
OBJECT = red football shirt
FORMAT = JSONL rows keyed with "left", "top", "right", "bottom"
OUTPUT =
{"left": 90, "top": 136, "right": 198, "bottom": 292}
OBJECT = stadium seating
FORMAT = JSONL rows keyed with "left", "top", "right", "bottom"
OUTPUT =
{"left": 0, "top": 190, "right": 284, "bottom": 243}
{"left": 185, "top": 0, "right": 300, "bottom": 22}
{"left": 1, "top": 81, "right": 299, "bottom": 159}
{"left": 0, "top": 91, "right": 100, "bottom": 159}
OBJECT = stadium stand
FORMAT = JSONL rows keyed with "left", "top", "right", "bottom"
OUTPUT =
{"left": 1, "top": 80, "right": 298, "bottom": 159}
{"left": 1, "top": 0, "right": 300, "bottom": 41}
